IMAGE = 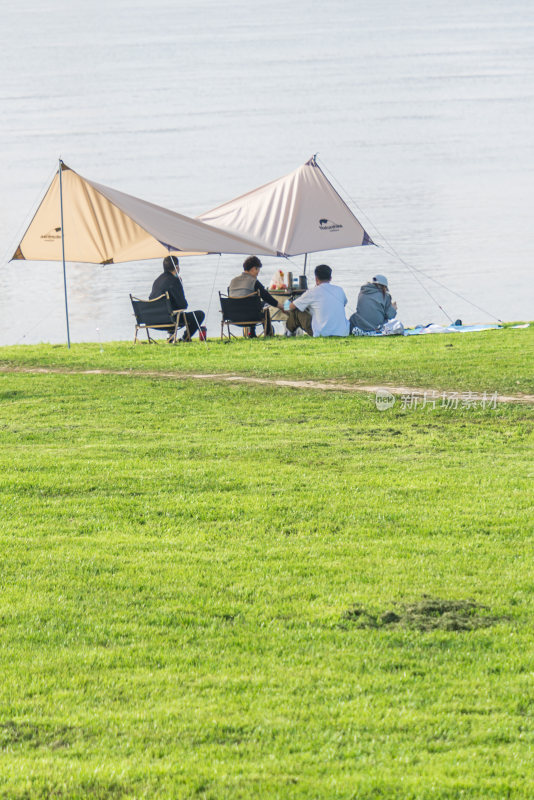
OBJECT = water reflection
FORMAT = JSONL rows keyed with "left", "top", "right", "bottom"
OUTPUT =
{"left": 1, "top": 0, "right": 533, "bottom": 343}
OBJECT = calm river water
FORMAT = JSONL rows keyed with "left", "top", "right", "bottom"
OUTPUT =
{"left": 1, "top": 0, "right": 533, "bottom": 344}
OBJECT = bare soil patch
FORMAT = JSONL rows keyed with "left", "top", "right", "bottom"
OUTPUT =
{"left": 342, "top": 596, "right": 505, "bottom": 632}
{"left": 0, "top": 365, "right": 533, "bottom": 405}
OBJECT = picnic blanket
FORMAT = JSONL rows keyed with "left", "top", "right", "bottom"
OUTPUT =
{"left": 404, "top": 323, "right": 501, "bottom": 336}
{"left": 351, "top": 321, "right": 528, "bottom": 337}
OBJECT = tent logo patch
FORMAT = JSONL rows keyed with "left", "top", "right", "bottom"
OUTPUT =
{"left": 319, "top": 218, "right": 343, "bottom": 232}
{"left": 41, "top": 227, "right": 62, "bottom": 242}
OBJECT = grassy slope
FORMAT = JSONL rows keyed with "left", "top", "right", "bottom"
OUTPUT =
{"left": 0, "top": 360, "right": 533, "bottom": 798}
{"left": 0, "top": 324, "right": 532, "bottom": 395}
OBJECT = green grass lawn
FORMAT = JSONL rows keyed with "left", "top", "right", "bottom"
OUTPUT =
{"left": 0, "top": 337, "right": 533, "bottom": 798}
{"left": 0, "top": 323, "right": 533, "bottom": 395}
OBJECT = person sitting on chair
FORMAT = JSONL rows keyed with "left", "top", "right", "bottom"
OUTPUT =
{"left": 349, "top": 274, "right": 397, "bottom": 332}
{"left": 228, "top": 256, "right": 287, "bottom": 337}
{"left": 150, "top": 255, "right": 205, "bottom": 341}
{"left": 285, "top": 264, "right": 350, "bottom": 337}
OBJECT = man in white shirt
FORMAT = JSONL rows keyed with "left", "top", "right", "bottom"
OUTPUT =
{"left": 286, "top": 264, "right": 350, "bottom": 337}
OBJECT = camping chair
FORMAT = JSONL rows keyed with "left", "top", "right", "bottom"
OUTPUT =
{"left": 219, "top": 291, "right": 270, "bottom": 339}
{"left": 130, "top": 293, "right": 190, "bottom": 344}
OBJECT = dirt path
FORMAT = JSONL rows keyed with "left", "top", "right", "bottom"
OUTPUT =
{"left": 1, "top": 364, "right": 533, "bottom": 405}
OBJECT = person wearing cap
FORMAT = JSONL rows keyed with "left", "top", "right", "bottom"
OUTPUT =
{"left": 349, "top": 274, "right": 397, "bottom": 332}
{"left": 149, "top": 255, "right": 205, "bottom": 341}
{"left": 228, "top": 256, "right": 287, "bottom": 337}
{"left": 285, "top": 264, "right": 350, "bottom": 337}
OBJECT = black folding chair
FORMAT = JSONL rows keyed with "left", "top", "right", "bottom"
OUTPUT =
{"left": 219, "top": 291, "right": 269, "bottom": 339}
{"left": 130, "top": 293, "right": 190, "bottom": 344}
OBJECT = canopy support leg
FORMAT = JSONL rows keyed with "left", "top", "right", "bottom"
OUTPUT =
{"left": 59, "top": 159, "right": 71, "bottom": 349}
{"left": 303, "top": 253, "right": 307, "bottom": 275}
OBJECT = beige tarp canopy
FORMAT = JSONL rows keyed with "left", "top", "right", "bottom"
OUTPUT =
{"left": 197, "top": 156, "right": 373, "bottom": 257}
{"left": 12, "top": 162, "right": 277, "bottom": 264}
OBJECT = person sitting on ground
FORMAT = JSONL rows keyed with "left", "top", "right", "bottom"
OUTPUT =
{"left": 285, "top": 264, "right": 350, "bottom": 337}
{"left": 228, "top": 256, "right": 287, "bottom": 337}
{"left": 149, "top": 255, "right": 205, "bottom": 341}
{"left": 349, "top": 274, "right": 397, "bottom": 332}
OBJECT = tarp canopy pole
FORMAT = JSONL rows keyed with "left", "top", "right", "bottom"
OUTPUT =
{"left": 59, "top": 159, "right": 71, "bottom": 349}
{"left": 303, "top": 253, "right": 308, "bottom": 276}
